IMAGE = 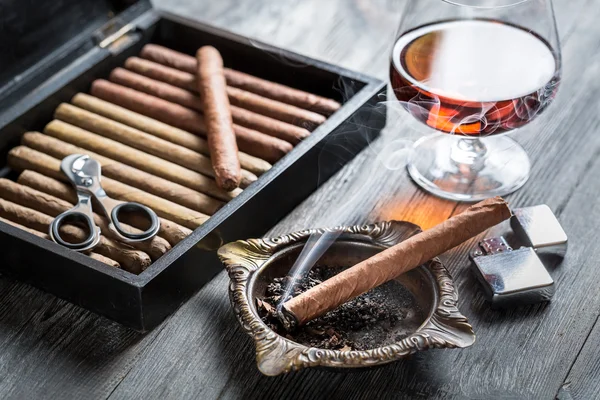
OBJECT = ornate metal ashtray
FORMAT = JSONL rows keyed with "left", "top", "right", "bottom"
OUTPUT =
{"left": 218, "top": 221, "right": 475, "bottom": 375}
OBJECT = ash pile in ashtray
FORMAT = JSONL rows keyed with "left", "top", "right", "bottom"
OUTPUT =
{"left": 257, "top": 265, "right": 424, "bottom": 351}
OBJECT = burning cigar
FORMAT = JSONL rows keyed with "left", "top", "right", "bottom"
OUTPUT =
{"left": 44, "top": 120, "right": 245, "bottom": 199}
{"left": 195, "top": 46, "right": 242, "bottom": 191}
{"left": 54, "top": 103, "right": 258, "bottom": 188}
{"left": 0, "top": 215, "right": 121, "bottom": 268}
{"left": 90, "top": 79, "right": 293, "bottom": 163}
{"left": 279, "top": 197, "right": 512, "bottom": 329}
{"left": 22, "top": 132, "right": 225, "bottom": 215}
{"left": 0, "top": 179, "right": 171, "bottom": 261}
{"left": 122, "top": 58, "right": 310, "bottom": 144}
{"left": 139, "top": 44, "right": 341, "bottom": 116}
{"left": 71, "top": 93, "right": 272, "bottom": 176}
{"left": 0, "top": 198, "right": 151, "bottom": 273}
{"left": 17, "top": 170, "right": 189, "bottom": 246}
{"left": 8, "top": 146, "right": 206, "bottom": 231}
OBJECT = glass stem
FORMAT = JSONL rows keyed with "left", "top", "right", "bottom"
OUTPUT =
{"left": 450, "top": 137, "right": 488, "bottom": 175}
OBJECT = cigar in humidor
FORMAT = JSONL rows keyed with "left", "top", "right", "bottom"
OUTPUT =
{"left": 17, "top": 170, "right": 190, "bottom": 247}
{"left": 44, "top": 120, "right": 247, "bottom": 198}
{"left": 90, "top": 79, "right": 293, "bottom": 163}
{"left": 54, "top": 103, "right": 258, "bottom": 188}
{"left": 71, "top": 94, "right": 272, "bottom": 176}
{"left": 279, "top": 197, "right": 512, "bottom": 329}
{"left": 121, "top": 59, "right": 311, "bottom": 144}
{"left": 0, "top": 215, "right": 121, "bottom": 268}
{"left": 0, "top": 198, "right": 150, "bottom": 273}
{"left": 0, "top": 179, "right": 171, "bottom": 261}
{"left": 8, "top": 146, "right": 207, "bottom": 231}
{"left": 195, "top": 46, "right": 242, "bottom": 191}
{"left": 139, "top": 44, "right": 342, "bottom": 116}
{"left": 22, "top": 132, "right": 226, "bottom": 215}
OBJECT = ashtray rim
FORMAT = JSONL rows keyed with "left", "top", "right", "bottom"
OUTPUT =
{"left": 218, "top": 221, "right": 476, "bottom": 375}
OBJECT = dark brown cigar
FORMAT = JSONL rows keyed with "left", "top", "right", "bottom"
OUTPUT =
{"left": 0, "top": 215, "right": 121, "bottom": 268}
{"left": 195, "top": 47, "right": 241, "bottom": 191}
{"left": 90, "top": 79, "right": 292, "bottom": 163}
{"left": 139, "top": 44, "right": 341, "bottom": 116}
{"left": 122, "top": 58, "right": 310, "bottom": 143}
{"left": 280, "top": 197, "right": 512, "bottom": 328}
{"left": 0, "top": 198, "right": 151, "bottom": 273}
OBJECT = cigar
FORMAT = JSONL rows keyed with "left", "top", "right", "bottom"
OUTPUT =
{"left": 195, "top": 47, "right": 241, "bottom": 191}
{"left": 8, "top": 146, "right": 207, "bottom": 231}
{"left": 280, "top": 197, "right": 512, "bottom": 328}
{"left": 90, "top": 79, "right": 293, "bottom": 163}
{"left": 0, "top": 179, "right": 171, "bottom": 261}
{"left": 122, "top": 58, "right": 310, "bottom": 143}
{"left": 22, "top": 132, "right": 225, "bottom": 215}
{"left": 134, "top": 49, "right": 326, "bottom": 128}
{"left": 0, "top": 215, "right": 121, "bottom": 268}
{"left": 17, "top": 170, "right": 190, "bottom": 246}
{"left": 0, "top": 198, "right": 151, "bottom": 273}
{"left": 44, "top": 120, "right": 242, "bottom": 200}
{"left": 71, "top": 93, "right": 272, "bottom": 176}
{"left": 54, "top": 103, "right": 258, "bottom": 188}
{"left": 139, "top": 44, "right": 341, "bottom": 116}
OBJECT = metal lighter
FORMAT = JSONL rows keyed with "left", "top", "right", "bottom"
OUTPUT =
{"left": 470, "top": 205, "right": 568, "bottom": 308}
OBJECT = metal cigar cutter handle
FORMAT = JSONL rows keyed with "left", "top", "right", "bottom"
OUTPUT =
{"left": 470, "top": 205, "right": 568, "bottom": 308}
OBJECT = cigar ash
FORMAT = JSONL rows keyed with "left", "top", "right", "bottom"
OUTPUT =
{"left": 257, "top": 265, "right": 425, "bottom": 351}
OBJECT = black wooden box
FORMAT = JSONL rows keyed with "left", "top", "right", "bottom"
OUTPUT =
{"left": 0, "top": 0, "right": 386, "bottom": 331}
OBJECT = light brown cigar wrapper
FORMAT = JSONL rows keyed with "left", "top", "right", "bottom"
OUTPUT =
{"left": 17, "top": 170, "right": 189, "bottom": 247}
{"left": 90, "top": 80, "right": 293, "bottom": 163}
{"left": 0, "top": 179, "right": 171, "bottom": 261}
{"left": 8, "top": 146, "right": 206, "bottom": 231}
{"left": 71, "top": 94, "right": 271, "bottom": 176}
{"left": 55, "top": 103, "right": 257, "bottom": 188}
{"left": 123, "top": 58, "right": 310, "bottom": 144}
{"left": 44, "top": 119, "right": 242, "bottom": 199}
{"left": 0, "top": 215, "right": 121, "bottom": 268}
{"left": 134, "top": 49, "right": 326, "bottom": 128}
{"left": 282, "top": 197, "right": 512, "bottom": 326}
{"left": 22, "top": 132, "right": 225, "bottom": 215}
{"left": 195, "top": 47, "right": 241, "bottom": 191}
{"left": 0, "top": 198, "right": 150, "bottom": 273}
{"left": 139, "top": 44, "right": 341, "bottom": 116}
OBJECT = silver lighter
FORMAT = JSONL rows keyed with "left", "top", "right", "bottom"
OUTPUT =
{"left": 470, "top": 205, "right": 567, "bottom": 308}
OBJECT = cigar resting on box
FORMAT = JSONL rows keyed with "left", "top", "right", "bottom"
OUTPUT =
{"left": 21, "top": 132, "right": 225, "bottom": 215}
{"left": 71, "top": 93, "right": 272, "bottom": 176}
{"left": 0, "top": 198, "right": 150, "bottom": 273}
{"left": 44, "top": 120, "right": 244, "bottom": 199}
{"left": 8, "top": 146, "right": 206, "bottom": 231}
{"left": 121, "top": 59, "right": 310, "bottom": 144}
{"left": 0, "top": 179, "right": 171, "bottom": 261}
{"left": 195, "top": 46, "right": 242, "bottom": 191}
{"left": 139, "top": 44, "right": 342, "bottom": 116}
{"left": 0, "top": 215, "right": 121, "bottom": 268}
{"left": 135, "top": 48, "right": 327, "bottom": 128}
{"left": 54, "top": 103, "right": 258, "bottom": 188}
{"left": 90, "top": 80, "right": 293, "bottom": 163}
{"left": 280, "top": 197, "right": 512, "bottom": 328}
{"left": 17, "top": 170, "right": 189, "bottom": 246}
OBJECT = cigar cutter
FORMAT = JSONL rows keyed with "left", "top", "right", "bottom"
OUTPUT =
{"left": 470, "top": 205, "right": 567, "bottom": 308}
{"left": 49, "top": 154, "right": 160, "bottom": 251}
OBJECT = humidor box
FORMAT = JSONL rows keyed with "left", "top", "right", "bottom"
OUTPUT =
{"left": 0, "top": 0, "right": 386, "bottom": 331}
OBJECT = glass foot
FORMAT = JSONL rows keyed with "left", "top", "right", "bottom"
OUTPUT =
{"left": 407, "top": 134, "right": 530, "bottom": 202}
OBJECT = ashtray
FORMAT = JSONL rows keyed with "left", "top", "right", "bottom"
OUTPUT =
{"left": 218, "top": 221, "right": 476, "bottom": 375}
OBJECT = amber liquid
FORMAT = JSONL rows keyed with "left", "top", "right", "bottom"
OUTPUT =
{"left": 390, "top": 20, "right": 560, "bottom": 136}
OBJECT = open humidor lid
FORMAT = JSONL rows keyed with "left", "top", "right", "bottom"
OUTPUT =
{"left": 0, "top": 0, "right": 151, "bottom": 111}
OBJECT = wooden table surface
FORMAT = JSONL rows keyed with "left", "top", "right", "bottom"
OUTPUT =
{"left": 1, "top": 0, "right": 599, "bottom": 399}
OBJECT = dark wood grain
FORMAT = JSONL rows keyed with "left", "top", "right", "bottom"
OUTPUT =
{"left": 0, "top": 0, "right": 599, "bottom": 399}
